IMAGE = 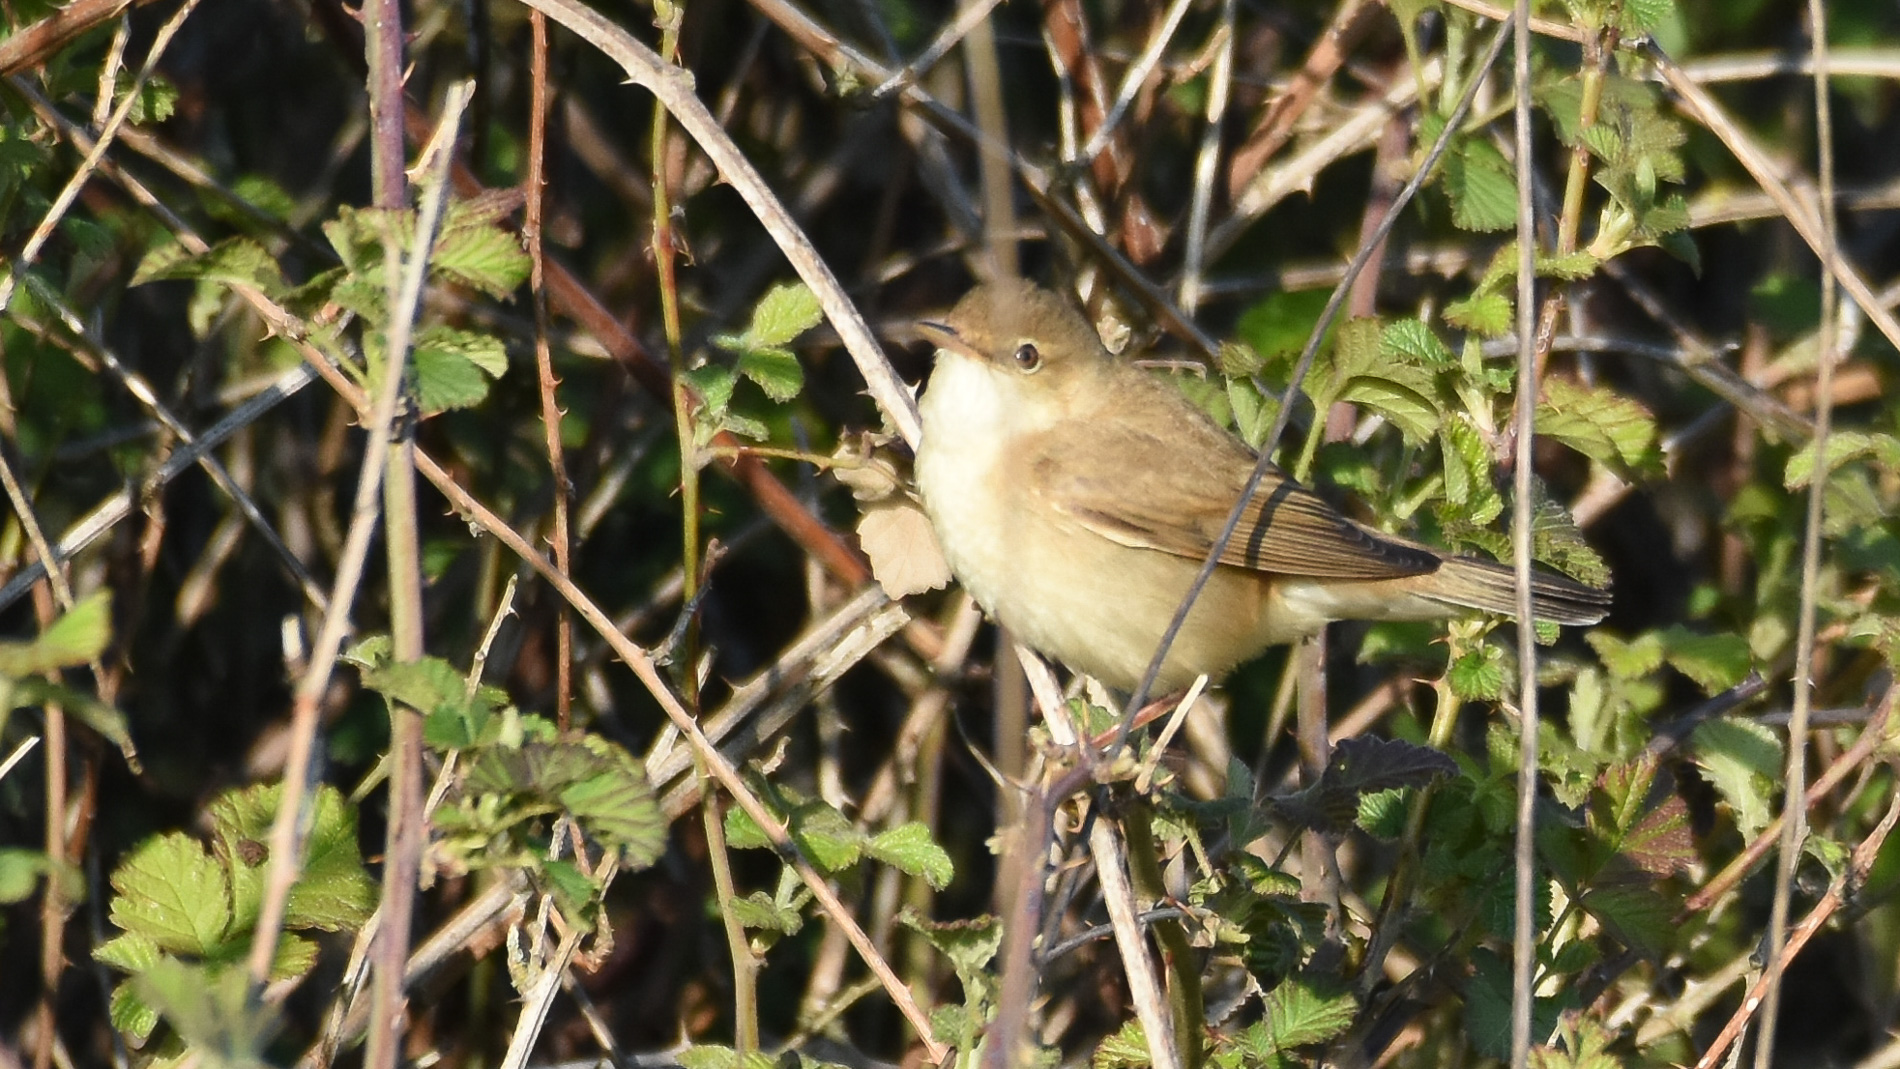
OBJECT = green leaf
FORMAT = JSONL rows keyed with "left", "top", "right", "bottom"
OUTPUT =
{"left": 1093, "top": 1019, "right": 1152, "bottom": 1069}
{"left": 109, "top": 982, "right": 161, "bottom": 1044}
{"left": 556, "top": 748, "right": 666, "bottom": 868}
{"left": 283, "top": 788, "right": 378, "bottom": 931}
{"left": 1784, "top": 431, "right": 1900, "bottom": 488}
{"left": 1357, "top": 788, "right": 1410, "bottom": 839}
{"left": 734, "top": 347, "right": 804, "bottom": 402}
{"left": 95, "top": 929, "right": 163, "bottom": 973}
{"left": 1658, "top": 627, "right": 1752, "bottom": 694}
{"left": 683, "top": 365, "right": 737, "bottom": 418}
{"left": 678, "top": 1046, "right": 779, "bottom": 1069}
{"left": 1277, "top": 737, "right": 1456, "bottom": 834}
{"left": 0, "top": 848, "right": 47, "bottom": 904}
{"left": 1586, "top": 630, "right": 1665, "bottom": 680}
{"left": 1577, "top": 871, "right": 1674, "bottom": 956}
{"left": 723, "top": 801, "right": 771, "bottom": 851}
{"left": 899, "top": 909, "right": 1002, "bottom": 998}
{"left": 412, "top": 327, "right": 509, "bottom": 414}
{"left": 867, "top": 822, "right": 954, "bottom": 889}
{"left": 107, "top": 833, "right": 233, "bottom": 956}
{"left": 1532, "top": 1016, "right": 1625, "bottom": 1069}
{"left": 1692, "top": 717, "right": 1781, "bottom": 839}
{"left": 432, "top": 205, "right": 530, "bottom": 298}
{"left": 0, "top": 590, "right": 111, "bottom": 676}
{"left": 134, "top": 959, "right": 278, "bottom": 1069}
{"left": 131, "top": 237, "right": 287, "bottom": 295}
{"left": 1445, "top": 292, "right": 1513, "bottom": 337}
{"left": 744, "top": 282, "right": 825, "bottom": 349}
{"left": 1227, "top": 377, "right": 1277, "bottom": 449}
{"left": 1536, "top": 378, "right": 1658, "bottom": 471}
{"left": 727, "top": 890, "right": 804, "bottom": 934}
{"left": 1619, "top": 0, "right": 1675, "bottom": 31}
{"left": 1262, "top": 975, "right": 1356, "bottom": 1050}
{"left": 1339, "top": 374, "right": 1440, "bottom": 443}
{"left": 789, "top": 801, "right": 865, "bottom": 873}
{"left": 1449, "top": 642, "right": 1507, "bottom": 701}
{"left": 1381, "top": 318, "right": 1455, "bottom": 367}
{"left": 1465, "top": 948, "right": 1565, "bottom": 1059}
{"left": 1439, "top": 416, "right": 1504, "bottom": 525}
{"left": 1443, "top": 137, "right": 1518, "bottom": 232}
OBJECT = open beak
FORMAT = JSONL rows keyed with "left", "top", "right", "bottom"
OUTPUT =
{"left": 917, "top": 319, "right": 984, "bottom": 363}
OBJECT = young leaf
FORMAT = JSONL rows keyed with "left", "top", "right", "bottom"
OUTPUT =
{"left": 1692, "top": 718, "right": 1781, "bottom": 840}
{"left": 1443, "top": 137, "right": 1518, "bottom": 232}
{"left": 107, "top": 834, "right": 234, "bottom": 956}
{"left": 866, "top": 822, "right": 955, "bottom": 889}
{"left": 1536, "top": 379, "right": 1659, "bottom": 471}
{"left": 0, "top": 590, "right": 111, "bottom": 676}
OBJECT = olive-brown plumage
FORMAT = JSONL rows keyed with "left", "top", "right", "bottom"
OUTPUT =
{"left": 912, "top": 280, "right": 1610, "bottom": 692}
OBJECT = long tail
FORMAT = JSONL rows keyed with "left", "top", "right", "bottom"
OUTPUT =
{"left": 1424, "top": 554, "right": 1611, "bottom": 626}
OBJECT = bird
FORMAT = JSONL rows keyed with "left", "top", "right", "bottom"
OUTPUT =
{"left": 910, "top": 278, "right": 1611, "bottom": 694}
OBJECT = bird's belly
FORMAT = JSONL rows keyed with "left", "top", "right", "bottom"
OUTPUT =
{"left": 919, "top": 455, "right": 1271, "bottom": 690}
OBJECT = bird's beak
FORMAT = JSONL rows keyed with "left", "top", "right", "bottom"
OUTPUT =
{"left": 917, "top": 319, "right": 984, "bottom": 363}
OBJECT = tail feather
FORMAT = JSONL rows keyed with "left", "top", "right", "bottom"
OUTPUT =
{"left": 1426, "top": 555, "right": 1611, "bottom": 626}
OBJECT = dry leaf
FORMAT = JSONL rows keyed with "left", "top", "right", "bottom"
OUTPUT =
{"left": 856, "top": 499, "right": 951, "bottom": 597}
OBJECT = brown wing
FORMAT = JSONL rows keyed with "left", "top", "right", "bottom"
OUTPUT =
{"left": 1026, "top": 401, "right": 1440, "bottom": 580}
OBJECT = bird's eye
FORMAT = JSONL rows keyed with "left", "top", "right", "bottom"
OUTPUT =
{"left": 1013, "top": 343, "right": 1042, "bottom": 372}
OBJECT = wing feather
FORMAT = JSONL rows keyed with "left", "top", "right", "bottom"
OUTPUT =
{"left": 1026, "top": 399, "right": 1439, "bottom": 580}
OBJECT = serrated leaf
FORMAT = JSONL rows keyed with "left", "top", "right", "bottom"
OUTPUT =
{"left": 108, "top": 834, "right": 233, "bottom": 955}
{"left": 134, "top": 959, "right": 277, "bottom": 1069}
{"left": 1784, "top": 430, "right": 1890, "bottom": 488}
{"left": 682, "top": 365, "right": 736, "bottom": 417}
{"left": 109, "top": 982, "right": 161, "bottom": 1044}
{"left": 1339, "top": 374, "right": 1440, "bottom": 443}
{"left": 1227, "top": 376, "right": 1277, "bottom": 448}
{"left": 678, "top": 1046, "right": 779, "bottom": 1069}
{"left": 431, "top": 217, "right": 529, "bottom": 299}
{"left": 1262, "top": 975, "right": 1356, "bottom": 1050}
{"left": 1692, "top": 717, "right": 1781, "bottom": 840}
{"left": 94, "top": 930, "right": 163, "bottom": 973}
{"left": 718, "top": 410, "right": 770, "bottom": 441}
{"left": 1445, "top": 292, "right": 1514, "bottom": 337}
{"left": 1093, "top": 1019, "right": 1152, "bottom": 1069}
{"left": 744, "top": 282, "right": 824, "bottom": 349}
{"left": 867, "top": 823, "right": 953, "bottom": 889}
{"left": 1381, "top": 318, "right": 1455, "bottom": 367}
{"left": 557, "top": 756, "right": 666, "bottom": 868}
{"left": 284, "top": 787, "right": 377, "bottom": 930}
{"left": 1439, "top": 416, "right": 1504, "bottom": 523}
{"left": 1578, "top": 870, "right": 1673, "bottom": 956}
{"left": 734, "top": 346, "right": 804, "bottom": 402}
{"left": 1275, "top": 738, "right": 1455, "bottom": 835}
{"left": 898, "top": 908, "right": 1001, "bottom": 989}
{"left": 1443, "top": 138, "right": 1518, "bottom": 232}
{"left": 723, "top": 805, "right": 771, "bottom": 850}
{"left": 131, "top": 237, "right": 287, "bottom": 295}
{"left": 1449, "top": 643, "right": 1507, "bottom": 701}
{"left": 1532, "top": 1016, "right": 1624, "bottom": 1069}
{"left": 727, "top": 890, "right": 804, "bottom": 934}
{"left": 1586, "top": 630, "right": 1665, "bottom": 680}
{"left": 1536, "top": 379, "right": 1658, "bottom": 470}
{"left": 1218, "top": 340, "right": 1264, "bottom": 377}
{"left": 1659, "top": 627, "right": 1751, "bottom": 694}
{"left": 362, "top": 655, "right": 467, "bottom": 715}
{"left": 1357, "top": 787, "right": 1411, "bottom": 839}
{"left": 1465, "top": 948, "right": 1565, "bottom": 1059}
{"left": 789, "top": 802, "right": 864, "bottom": 872}
{"left": 413, "top": 341, "right": 500, "bottom": 415}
